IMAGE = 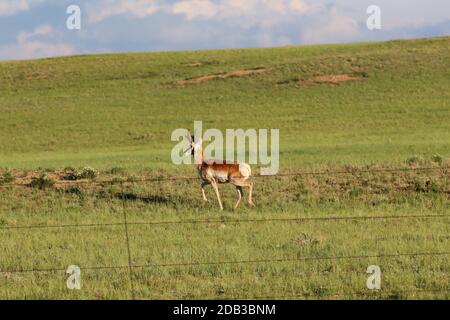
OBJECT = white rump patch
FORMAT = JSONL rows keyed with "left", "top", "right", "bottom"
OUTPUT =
{"left": 239, "top": 163, "right": 252, "bottom": 179}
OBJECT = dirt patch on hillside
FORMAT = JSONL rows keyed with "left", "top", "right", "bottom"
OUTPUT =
{"left": 300, "top": 74, "right": 361, "bottom": 86}
{"left": 178, "top": 68, "right": 269, "bottom": 85}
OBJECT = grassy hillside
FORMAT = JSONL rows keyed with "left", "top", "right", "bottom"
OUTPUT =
{"left": 0, "top": 37, "right": 449, "bottom": 169}
{"left": 0, "top": 37, "right": 449, "bottom": 300}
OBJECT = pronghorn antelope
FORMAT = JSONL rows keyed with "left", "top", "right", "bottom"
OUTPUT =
{"left": 184, "top": 134, "right": 254, "bottom": 210}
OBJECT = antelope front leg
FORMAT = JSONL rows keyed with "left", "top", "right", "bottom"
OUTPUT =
{"left": 248, "top": 182, "right": 254, "bottom": 206}
{"left": 234, "top": 186, "right": 243, "bottom": 209}
{"left": 201, "top": 182, "right": 209, "bottom": 202}
{"left": 211, "top": 180, "right": 224, "bottom": 211}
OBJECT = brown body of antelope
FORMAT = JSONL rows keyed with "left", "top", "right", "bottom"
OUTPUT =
{"left": 185, "top": 135, "right": 254, "bottom": 210}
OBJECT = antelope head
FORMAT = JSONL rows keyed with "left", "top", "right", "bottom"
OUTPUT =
{"left": 183, "top": 132, "right": 202, "bottom": 156}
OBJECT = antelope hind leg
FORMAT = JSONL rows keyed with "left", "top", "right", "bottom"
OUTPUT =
{"left": 247, "top": 181, "right": 254, "bottom": 206}
{"left": 232, "top": 179, "right": 254, "bottom": 207}
{"left": 234, "top": 186, "right": 243, "bottom": 209}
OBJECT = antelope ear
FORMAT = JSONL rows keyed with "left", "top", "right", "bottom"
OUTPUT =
{"left": 185, "top": 132, "right": 192, "bottom": 142}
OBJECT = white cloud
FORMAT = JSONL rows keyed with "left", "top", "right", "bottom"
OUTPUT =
{"left": 0, "top": 42, "right": 75, "bottom": 60}
{"left": 0, "top": 25, "right": 76, "bottom": 60}
{"left": 17, "top": 25, "right": 53, "bottom": 43}
{"left": 290, "top": 0, "right": 311, "bottom": 15}
{"left": 255, "top": 33, "right": 293, "bottom": 47}
{"left": 172, "top": 0, "right": 218, "bottom": 20}
{"left": 87, "top": 0, "right": 320, "bottom": 28}
{"left": 88, "top": 0, "right": 160, "bottom": 23}
{"left": 301, "top": 8, "right": 361, "bottom": 44}
{"left": 171, "top": 0, "right": 320, "bottom": 27}
{"left": 0, "top": 0, "right": 43, "bottom": 16}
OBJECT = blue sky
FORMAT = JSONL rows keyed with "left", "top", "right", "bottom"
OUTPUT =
{"left": 1, "top": 0, "right": 449, "bottom": 60}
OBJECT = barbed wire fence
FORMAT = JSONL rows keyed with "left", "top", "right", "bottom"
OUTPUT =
{"left": 0, "top": 165, "right": 449, "bottom": 299}
{"left": 1, "top": 165, "right": 449, "bottom": 187}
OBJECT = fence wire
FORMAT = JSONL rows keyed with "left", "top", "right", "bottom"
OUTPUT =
{"left": 0, "top": 164, "right": 448, "bottom": 299}
{"left": 1, "top": 165, "right": 448, "bottom": 187}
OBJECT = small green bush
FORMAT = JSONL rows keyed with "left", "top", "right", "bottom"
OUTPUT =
{"left": 111, "top": 177, "right": 125, "bottom": 185}
{"left": 63, "top": 167, "right": 98, "bottom": 180}
{"left": 109, "top": 167, "right": 126, "bottom": 175}
{"left": 63, "top": 170, "right": 78, "bottom": 181}
{"left": 127, "top": 175, "right": 138, "bottom": 182}
{"left": 406, "top": 155, "right": 423, "bottom": 166}
{"left": 0, "top": 172, "right": 15, "bottom": 184}
{"left": 77, "top": 167, "right": 98, "bottom": 180}
{"left": 31, "top": 175, "right": 55, "bottom": 189}
{"left": 65, "top": 185, "right": 82, "bottom": 195}
{"left": 431, "top": 154, "right": 444, "bottom": 165}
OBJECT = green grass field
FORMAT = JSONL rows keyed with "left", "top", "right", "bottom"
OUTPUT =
{"left": 0, "top": 37, "right": 449, "bottom": 299}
